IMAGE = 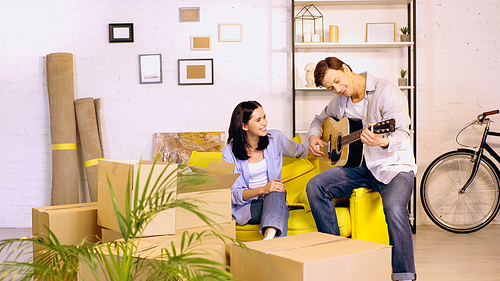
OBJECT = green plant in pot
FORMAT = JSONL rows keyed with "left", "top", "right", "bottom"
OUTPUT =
{"left": 398, "top": 69, "right": 408, "bottom": 87}
{"left": 0, "top": 158, "right": 243, "bottom": 281}
{"left": 399, "top": 26, "right": 410, "bottom": 42}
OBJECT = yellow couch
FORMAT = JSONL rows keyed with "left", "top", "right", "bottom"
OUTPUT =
{"left": 187, "top": 137, "right": 389, "bottom": 244}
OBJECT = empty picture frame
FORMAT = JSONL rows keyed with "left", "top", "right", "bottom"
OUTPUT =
{"left": 139, "top": 54, "right": 162, "bottom": 84}
{"left": 219, "top": 23, "right": 243, "bottom": 42}
{"left": 366, "top": 22, "right": 395, "bottom": 43}
{"left": 179, "top": 7, "right": 200, "bottom": 22}
{"left": 191, "top": 36, "right": 211, "bottom": 51}
{"left": 109, "top": 23, "right": 134, "bottom": 43}
{"left": 178, "top": 59, "right": 214, "bottom": 85}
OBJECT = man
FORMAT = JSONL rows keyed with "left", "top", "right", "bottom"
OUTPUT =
{"left": 306, "top": 57, "right": 417, "bottom": 281}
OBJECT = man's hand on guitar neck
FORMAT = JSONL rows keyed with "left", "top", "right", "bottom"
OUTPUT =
{"left": 361, "top": 124, "right": 390, "bottom": 148}
{"left": 308, "top": 135, "right": 325, "bottom": 157}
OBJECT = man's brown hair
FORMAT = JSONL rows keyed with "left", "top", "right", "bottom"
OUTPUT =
{"left": 314, "top": 57, "right": 353, "bottom": 87}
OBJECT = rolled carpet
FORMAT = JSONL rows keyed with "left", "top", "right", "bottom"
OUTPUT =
{"left": 94, "top": 98, "right": 105, "bottom": 159}
{"left": 46, "top": 52, "right": 79, "bottom": 205}
{"left": 75, "top": 97, "right": 104, "bottom": 202}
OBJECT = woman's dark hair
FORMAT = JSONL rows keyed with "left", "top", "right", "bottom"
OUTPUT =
{"left": 314, "top": 57, "right": 353, "bottom": 87}
{"left": 227, "top": 101, "right": 269, "bottom": 160}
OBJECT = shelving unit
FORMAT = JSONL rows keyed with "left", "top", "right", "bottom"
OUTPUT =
{"left": 291, "top": 0, "right": 417, "bottom": 233}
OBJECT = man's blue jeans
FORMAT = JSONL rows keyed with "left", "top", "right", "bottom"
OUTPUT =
{"left": 306, "top": 166, "right": 416, "bottom": 281}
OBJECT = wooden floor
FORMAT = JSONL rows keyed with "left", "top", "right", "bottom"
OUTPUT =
{"left": 1, "top": 225, "right": 500, "bottom": 280}
{"left": 414, "top": 224, "right": 500, "bottom": 281}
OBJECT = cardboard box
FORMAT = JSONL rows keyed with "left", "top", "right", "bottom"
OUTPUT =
{"left": 101, "top": 220, "right": 236, "bottom": 243}
{"left": 177, "top": 161, "right": 238, "bottom": 230}
{"left": 80, "top": 221, "right": 236, "bottom": 280}
{"left": 97, "top": 160, "right": 178, "bottom": 236}
{"left": 32, "top": 202, "right": 100, "bottom": 281}
{"left": 32, "top": 202, "right": 99, "bottom": 247}
{"left": 231, "top": 232, "right": 392, "bottom": 281}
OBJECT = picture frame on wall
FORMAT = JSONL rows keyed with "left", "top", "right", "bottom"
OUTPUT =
{"left": 366, "top": 22, "right": 395, "bottom": 43}
{"left": 190, "top": 36, "right": 211, "bottom": 51}
{"left": 218, "top": 23, "right": 243, "bottom": 42}
{"left": 178, "top": 58, "right": 214, "bottom": 85}
{"left": 109, "top": 23, "right": 134, "bottom": 43}
{"left": 139, "top": 54, "right": 162, "bottom": 84}
{"left": 179, "top": 7, "right": 200, "bottom": 22}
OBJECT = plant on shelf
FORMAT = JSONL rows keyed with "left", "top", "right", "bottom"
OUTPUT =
{"left": 400, "top": 69, "right": 407, "bottom": 79}
{"left": 399, "top": 69, "right": 408, "bottom": 87}
{"left": 0, "top": 157, "right": 243, "bottom": 281}
{"left": 399, "top": 26, "right": 410, "bottom": 42}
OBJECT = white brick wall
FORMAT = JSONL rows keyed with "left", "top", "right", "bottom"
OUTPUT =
{"left": 0, "top": 0, "right": 499, "bottom": 228}
{"left": 416, "top": 0, "right": 500, "bottom": 225}
{"left": 0, "top": 0, "right": 292, "bottom": 227}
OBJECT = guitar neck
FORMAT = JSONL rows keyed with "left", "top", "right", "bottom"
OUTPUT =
{"left": 342, "top": 130, "right": 362, "bottom": 146}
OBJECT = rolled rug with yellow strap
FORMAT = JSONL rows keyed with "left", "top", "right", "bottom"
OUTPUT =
{"left": 75, "top": 97, "right": 104, "bottom": 202}
{"left": 94, "top": 98, "right": 105, "bottom": 158}
{"left": 46, "top": 52, "right": 79, "bottom": 205}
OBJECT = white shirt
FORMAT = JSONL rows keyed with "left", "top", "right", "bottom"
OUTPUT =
{"left": 248, "top": 159, "right": 268, "bottom": 189}
{"left": 345, "top": 97, "right": 366, "bottom": 120}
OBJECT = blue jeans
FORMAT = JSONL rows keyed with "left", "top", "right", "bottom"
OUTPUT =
{"left": 306, "top": 166, "right": 416, "bottom": 281}
{"left": 248, "top": 191, "right": 289, "bottom": 237}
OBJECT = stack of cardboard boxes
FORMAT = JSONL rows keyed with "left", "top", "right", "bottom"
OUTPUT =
{"left": 32, "top": 159, "right": 239, "bottom": 280}
{"left": 32, "top": 159, "right": 393, "bottom": 281}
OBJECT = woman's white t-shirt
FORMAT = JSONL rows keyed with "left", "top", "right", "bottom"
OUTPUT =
{"left": 248, "top": 159, "right": 268, "bottom": 189}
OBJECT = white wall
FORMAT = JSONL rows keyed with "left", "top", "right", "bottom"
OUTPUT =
{"left": 416, "top": 0, "right": 500, "bottom": 225}
{"left": 0, "top": 0, "right": 292, "bottom": 227}
{"left": 1, "top": 0, "right": 499, "bottom": 228}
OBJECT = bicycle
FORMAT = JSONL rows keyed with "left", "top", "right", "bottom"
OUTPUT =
{"left": 420, "top": 109, "right": 500, "bottom": 233}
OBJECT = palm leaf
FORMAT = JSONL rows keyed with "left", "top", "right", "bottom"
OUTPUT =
{"left": 0, "top": 159, "right": 242, "bottom": 281}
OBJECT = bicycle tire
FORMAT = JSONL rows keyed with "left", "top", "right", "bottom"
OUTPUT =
{"left": 420, "top": 149, "right": 500, "bottom": 233}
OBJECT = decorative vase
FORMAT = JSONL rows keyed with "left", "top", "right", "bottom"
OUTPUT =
{"left": 400, "top": 34, "right": 410, "bottom": 42}
{"left": 398, "top": 78, "right": 408, "bottom": 86}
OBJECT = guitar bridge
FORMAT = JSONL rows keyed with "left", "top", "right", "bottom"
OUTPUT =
{"left": 328, "top": 134, "right": 332, "bottom": 159}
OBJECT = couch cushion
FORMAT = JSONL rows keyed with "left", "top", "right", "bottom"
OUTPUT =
{"left": 282, "top": 157, "right": 314, "bottom": 183}
{"left": 282, "top": 135, "right": 314, "bottom": 181}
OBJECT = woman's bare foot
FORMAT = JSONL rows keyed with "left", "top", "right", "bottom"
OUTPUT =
{"left": 263, "top": 227, "right": 277, "bottom": 240}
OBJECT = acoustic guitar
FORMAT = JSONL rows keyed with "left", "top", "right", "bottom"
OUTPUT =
{"left": 318, "top": 117, "right": 395, "bottom": 172}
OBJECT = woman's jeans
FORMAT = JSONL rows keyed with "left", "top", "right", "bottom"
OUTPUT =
{"left": 306, "top": 166, "right": 416, "bottom": 281}
{"left": 248, "top": 191, "right": 289, "bottom": 237}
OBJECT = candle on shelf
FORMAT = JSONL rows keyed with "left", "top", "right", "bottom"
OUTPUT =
{"left": 303, "top": 32, "right": 312, "bottom": 43}
{"left": 329, "top": 25, "right": 339, "bottom": 42}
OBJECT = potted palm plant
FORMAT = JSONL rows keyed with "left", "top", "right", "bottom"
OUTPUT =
{"left": 398, "top": 69, "right": 408, "bottom": 86}
{"left": 0, "top": 158, "right": 242, "bottom": 280}
{"left": 399, "top": 26, "right": 410, "bottom": 42}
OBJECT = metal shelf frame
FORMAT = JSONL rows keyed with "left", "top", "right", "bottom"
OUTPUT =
{"left": 291, "top": 0, "right": 417, "bottom": 234}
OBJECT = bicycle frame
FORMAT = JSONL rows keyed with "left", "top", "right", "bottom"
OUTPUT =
{"left": 460, "top": 120, "right": 500, "bottom": 194}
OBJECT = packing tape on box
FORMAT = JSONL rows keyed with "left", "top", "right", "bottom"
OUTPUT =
{"left": 35, "top": 204, "right": 98, "bottom": 234}
{"left": 265, "top": 239, "right": 344, "bottom": 254}
{"left": 85, "top": 158, "right": 104, "bottom": 167}
{"left": 52, "top": 143, "right": 77, "bottom": 150}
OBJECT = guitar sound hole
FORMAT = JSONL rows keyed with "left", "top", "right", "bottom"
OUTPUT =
{"left": 336, "top": 135, "right": 342, "bottom": 152}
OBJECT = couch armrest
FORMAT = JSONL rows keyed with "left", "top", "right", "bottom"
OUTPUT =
{"left": 349, "top": 188, "right": 389, "bottom": 245}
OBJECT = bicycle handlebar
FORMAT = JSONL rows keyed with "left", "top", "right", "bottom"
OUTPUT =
{"left": 477, "top": 109, "right": 499, "bottom": 122}
{"left": 483, "top": 110, "right": 499, "bottom": 116}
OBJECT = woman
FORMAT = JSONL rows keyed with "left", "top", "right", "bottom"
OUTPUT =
{"left": 223, "top": 101, "right": 308, "bottom": 239}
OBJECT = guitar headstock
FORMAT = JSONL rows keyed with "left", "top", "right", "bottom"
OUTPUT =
{"left": 372, "top": 118, "right": 395, "bottom": 134}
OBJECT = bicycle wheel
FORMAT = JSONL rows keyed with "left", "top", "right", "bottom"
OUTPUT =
{"left": 420, "top": 149, "right": 500, "bottom": 233}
